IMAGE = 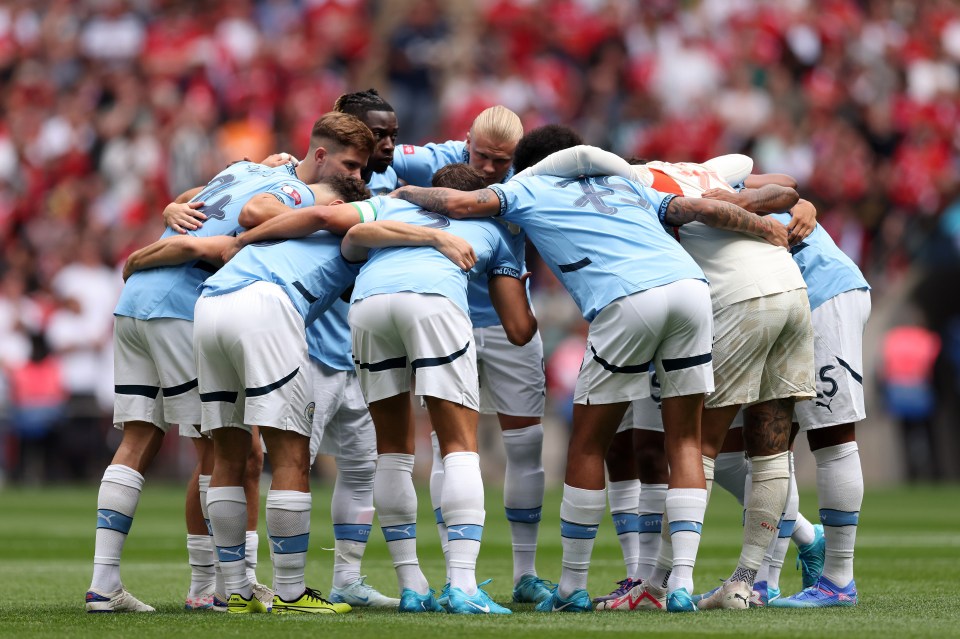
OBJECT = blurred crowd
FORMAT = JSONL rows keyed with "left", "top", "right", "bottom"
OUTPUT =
{"left": 2, "top": 0, "right": 959, "bottom": 482}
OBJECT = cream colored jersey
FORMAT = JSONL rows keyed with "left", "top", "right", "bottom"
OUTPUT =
{"left": 640, "top": 161, "right": 805, "bottom": 311}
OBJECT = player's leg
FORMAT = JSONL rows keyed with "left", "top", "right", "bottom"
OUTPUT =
{"left": 548, "top": 287, "right": 693, "bottom": 614}
{"left": 351, "top": 293, "right": 440, "bottom": 612}
{"left": 773, "top": 289, "right": 868, "bottom": 608}
{"left": 87, "top": 317, "right": 169, "bottom": 613}
{"left": 325, "top": 373, "right": 397, "bottom": 607}
{"left": 603, "top": 425, "right": 641, "bottom": 592}
{"left": 405, "top": 294, "right": 507, "bottom": 615}
{"left": 185, "top": 432, "right": 217, "bottom": 610}
{"left": 635, "top": 427, "right": 668, "bottom": 584}
{"left": 480, "top": 325, "right": 551, "bottom": 602}
{"left": 243, "top": 426, "right": 267, "bottom": 602}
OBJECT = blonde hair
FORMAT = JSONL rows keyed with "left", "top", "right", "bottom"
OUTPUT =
{"left": 470, "top": 106, "right": 523, "bottom": 144}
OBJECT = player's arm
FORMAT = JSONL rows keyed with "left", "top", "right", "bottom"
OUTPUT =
{"left": 517, "top": 145, "right": 633, "bottom": 180}
{"left": 664, "top": 197, "right": 788, "bottom": 248}
{"left": 700, "top": 183, "right": 799, "bottom": 214}
{"left": 340, "top": 221, "right": 478, "bottom": 270}
{"left": 744, "top": 173, "right": 798, "bottom": 189}
{"left": 489, "top": 274, "right": 537, "bottom": 346}
{"left": 392, "top": 186, "right": 500, "bottom": 219}
{"left": 122, "top": 236, "right": 234, "bottom": 281}
{"left": 783, "top": 198, "right": 817, "bottom": 245}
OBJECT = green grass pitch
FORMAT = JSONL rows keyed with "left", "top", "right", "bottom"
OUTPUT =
{"left": 1, "top": 482, "right": 958, "bottom": 638}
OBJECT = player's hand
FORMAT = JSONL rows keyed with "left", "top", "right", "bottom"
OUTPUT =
{"left": 702, "top": 188, "right": 749, "bottom": 208}
{"left": 388, "top": 186, "right": 409, "bottom": 199}
{"left": 261, "top": 152, "right": 299, "bottom": 168}
{"left": 122, "top": 251, "right": 142, "bottom": 281}
{"left": 435, "top": 233, "right": 477, "bottom": 271}
{"left": 163, "top": 201, "right": 206, "bottom": 234}
{"left": 765, "top": 218, "right": 789, "bottom": 249}
{"left": 220, "top": 236, "right": 243, "bottom": 264}
{"left": 787, "top": 199, "right": 817, "bottom": 246}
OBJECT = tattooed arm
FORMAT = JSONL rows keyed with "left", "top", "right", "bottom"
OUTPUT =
{"left": 392, "top": 186, "right": 500, "bottom": 219}
{"left": 700, "top": 184, "right": 799, "bottom": 214}
{"left": 664, "top": 197, "right": 789, "bottom": 248}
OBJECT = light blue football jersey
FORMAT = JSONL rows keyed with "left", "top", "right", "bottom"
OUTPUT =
{"left": 306, "top": 300, "right": 353, "bottom": 371}
{"left": 200, "top": 232, "right": 359, "bottom": 326}
{"left": 367, "top": 166, "right": 399, "bottom": 196}
{"left": 769, "top": 213, "right": 870, "bottom": 311}
{"left": 392, "top": 140, "right": 516, "bottom": 187}
{"left": 393, "top": 139, "right": 520, "bottom": 327}
{"left": 115, "top": 162, "right": 312, "bottom": 321}
{"left": 350, "top": 196, "right": 522, "bottom": 317}
{"left": 489, "top": 174, "right": 706, "bottom": 322}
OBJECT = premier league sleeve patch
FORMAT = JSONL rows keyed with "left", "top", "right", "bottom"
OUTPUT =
{"left": 281, "top": 184, "right": 302, "bottom": 205}
{"left": 403, "top": 145, "right": 416, "bottom": 155}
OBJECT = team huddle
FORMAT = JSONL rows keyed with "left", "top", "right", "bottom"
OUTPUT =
{"left": 86, "top": 88, "right": 869, "bottom": 616}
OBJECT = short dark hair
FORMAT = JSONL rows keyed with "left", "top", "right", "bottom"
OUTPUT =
{"left": 310, "top": 112, "right": 375, "bottom": 156}
{"left": 625, "top": 157, "right": 650, "bottom": 165}
{"left": 333, "top": 88, "right": 395, "bottom": 120}
{"left": 432, "top": 163, "right": 486, "bottom": 191}
{"left": 318, "top": 174, "right": 371, "bottom": 203}
{"left": 512, "top": 124, "right": 584, "bottom": 173}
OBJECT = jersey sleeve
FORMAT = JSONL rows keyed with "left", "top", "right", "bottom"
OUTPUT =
{"left": 392, "top": 141, "right": 465, "bottom": 187}
{"left": 701, "top": 154, "right": 754, "bottom": 186}
{"left": 488, "top": 177, "right": 536, "bottom": 222}
{"left": 632, "top": 183, "right": 677, "bottom": 226}
{"left": 518, "top": 145, "right": 634, "bottom": 180}
{"left": 487, "top": 225, "right": 523, "bottom": 280}
{"left": 266, "top": 180, "right": 310, "bottom": 208}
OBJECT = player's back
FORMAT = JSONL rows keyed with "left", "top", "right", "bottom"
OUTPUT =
{"left": 644, "top": 161, "right": 805, "bottom": 310}
{"left": 392, "top": 141, "right": 468, "bottom": 187}
{"left": 115, "top": 162, "right": 314, "bottom": 321}
{"left": 202, "top": 231, "right": 357, "bottom": 325}
{"left": 351, "top": 197, "right": 520, "bottom": 317}
{"left": 490, "top": 174, "right": 704, "bottom": 321}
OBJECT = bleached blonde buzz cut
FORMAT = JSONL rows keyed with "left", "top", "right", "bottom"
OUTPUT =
{"left": 470, "top": 105, "right": 523, "bottom": 145}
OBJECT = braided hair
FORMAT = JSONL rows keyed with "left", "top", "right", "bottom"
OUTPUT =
{"left": 333, "top": 88, "right": 395, "bottom": 120}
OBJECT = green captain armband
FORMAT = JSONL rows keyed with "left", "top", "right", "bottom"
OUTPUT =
{"left": 350, "top": 201, "right": 378, "bottom": 223}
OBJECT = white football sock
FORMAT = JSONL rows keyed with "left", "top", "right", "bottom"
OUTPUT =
{"left": 331, "top": 459, "right": 376, "bottom": 589}
{"left": 501, "top": 424, "right": 544, "bottom": 583}
{"left": 608, "top": 479, "right": 640, "bottom": 579}
{"left": 635, "top": 483, "right": 666, "bottom": 581}
{"left": 792, "top": 512, "right": 816, "bottom": 546}
{"left": 198, "top": 474, "right": 224, "bottom": 596}
{"left": 429, "top": 432, "right": 449, "bottom": 582}
{"left": 187, "top": 534, "right": 216, "bottom": 597}
{"left": 208, "top": 485, "right": 251, "bottom": 598}
{"left": 737, "top": 452, "right": 789, "bottom": 584}
{"left": 665, "top": 488, "right": 707, "bottom": 593}
{"left": 442, "top": 451, "right": 485, "bottom": 596}
{"left": 245, "top": 530, "right": 259, "bottom": 585}
{"left": 815, "top": 442, "right": 862, "bottom": 587}
{"left": 759, "top": 452, "right": 798, "bottom": 589}
{"left": 91, "top": 464, "right": 144, "bottom": 593}
{"left": 558, "top": 484, "right": 605, "bottom": 599}
{"left": 266, "top": 490, "right": 311, "bottom": 601}
{"left": 714, "top": 451, "right": 749, "bottom": 505}
{"left": 376, "top": 453, "right": 429, "bottom": 594}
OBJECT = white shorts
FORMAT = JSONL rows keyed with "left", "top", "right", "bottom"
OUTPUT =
{"left": 707, "top": 288, "right": 815, "bottom": 409}
{"left": 574, "top": 279, "right": 714, "bottom": 405}
{"left": 616, "top": 368, "right": 664, "bottom": 433}
{"left": 795, "top": 289, "right": 870, "bottom": 430}
{"left": 113, "top": 316, "right": 200, "bottom": 433}
{"left": 194, "top": 282, "right": 314, "bottom": 436}
{"left": 309, "top": 360, "right": 377, "bottom": 461}
{"left": 476, "top": 324, "right": 545, "bottom": 417}
{"left": 350, "top": 293, "right": 479, "bottom": 410}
